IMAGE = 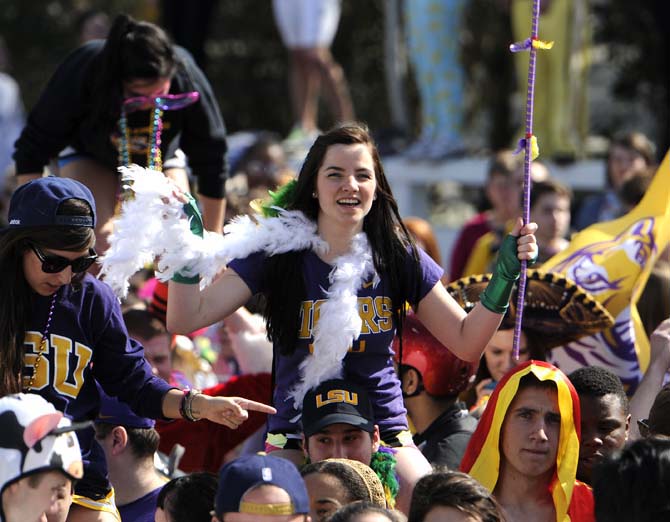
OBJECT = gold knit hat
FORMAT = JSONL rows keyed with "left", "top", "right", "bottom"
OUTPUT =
{"left": 325, "top": 458, "right": 387, "bottom": 508}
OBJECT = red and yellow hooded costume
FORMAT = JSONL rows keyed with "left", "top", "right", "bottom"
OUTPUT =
{"left": 460, "top": 360, "right": 594, "bottom": 522}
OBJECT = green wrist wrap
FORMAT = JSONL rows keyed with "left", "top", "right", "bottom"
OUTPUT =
{"left": 171, "top": 272, "right": 200, "bottom": 285}
{"left": 172, "top": 194, "right": 203, "bottom": 285}
{"left": 480, "top": 234, "right": 522, "bottom": 314}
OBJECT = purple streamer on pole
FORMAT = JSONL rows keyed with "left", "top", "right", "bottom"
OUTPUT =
{"left": 512, "top": 0, "right": 541, "bottom": 361}
{"left": 509, "top": 38, "right": 533, "bottom": 53}
{"left": 513, "top": 137, "right": 528, "bottom": 155}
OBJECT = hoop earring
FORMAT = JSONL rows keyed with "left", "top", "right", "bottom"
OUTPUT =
{"left": 312, "top": 192, "right": 318, "bottom": 198}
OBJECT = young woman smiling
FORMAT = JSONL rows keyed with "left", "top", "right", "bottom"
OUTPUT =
{"left": 166, "top": 122, "right": 538, "bottom": 513}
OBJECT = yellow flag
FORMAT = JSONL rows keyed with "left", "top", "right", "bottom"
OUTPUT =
{"left": 542, "top": 151, "right": 670, "bottom": 391}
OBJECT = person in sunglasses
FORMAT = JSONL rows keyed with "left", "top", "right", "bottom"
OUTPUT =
{"left": 13, "top": 13, "right": 228, "bottom": 259}
{"left": 0, "top": 177, "right": 276, "bottom": 522}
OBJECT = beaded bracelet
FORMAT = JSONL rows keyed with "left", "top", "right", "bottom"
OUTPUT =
{"left": 179, "top": 389, "right": 202, "bottom": 422}
{"left": 178, "top": 389, "right": 190, "bottom": 421}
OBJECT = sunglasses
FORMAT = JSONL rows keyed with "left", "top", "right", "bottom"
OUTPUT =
{"left": 31, "top": 245, "right": 98, "bottom": 274}
{"left": 122, "top": 91, "right": 200, "bottom": 114}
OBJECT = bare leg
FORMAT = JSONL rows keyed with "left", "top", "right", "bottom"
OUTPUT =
{"left": 287, "top": 50, "right": 308, "bottom": 129}
{"left": 393, "top": 445, "right": 432, "bottom": 515}
{"left": 293, "top": 48, "right": 321, "bottom": 132}
{"left": 309, "top": 47, "right": 355, "bottom": 123}
{"left": 59, "top": 159, "right": 119, "bottom": 265}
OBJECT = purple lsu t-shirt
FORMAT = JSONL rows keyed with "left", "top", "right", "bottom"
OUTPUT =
{"left": 25, "top": 274, "right": 172, "bottom": 494}
{"left": 118, "top": 486, "right": 162, "bottom": 522}
{"left": 229, "top": 247, "right": 443, "bottom": 434}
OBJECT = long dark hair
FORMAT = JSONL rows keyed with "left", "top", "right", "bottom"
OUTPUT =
{"left": 263, "top": 122, "right": 421, "bottom": 355}
{"left": 90, "top": 13, "right": 178, "bottom": 137}
{"left": 408, "top": 471, "right": 505, "bottom": 522}
{"left": 0, "top": 199, "right": 95, "bottom": 396}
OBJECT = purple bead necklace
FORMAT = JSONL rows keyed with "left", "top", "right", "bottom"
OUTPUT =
{"left": 24, "top": 291, "right": 58, "bottom": 391}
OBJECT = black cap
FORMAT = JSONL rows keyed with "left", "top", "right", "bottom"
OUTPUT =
{"left": 302, "top": 379, "right": 375, "bottom": 438}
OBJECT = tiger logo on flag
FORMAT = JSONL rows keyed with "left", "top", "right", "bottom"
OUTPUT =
{"left": 544, "top": 152, "right": 670, "bottom": 393}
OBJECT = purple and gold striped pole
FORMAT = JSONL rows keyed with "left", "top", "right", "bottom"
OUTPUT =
{"left": 509, "top": 0, "right": 553, "bottom": 360}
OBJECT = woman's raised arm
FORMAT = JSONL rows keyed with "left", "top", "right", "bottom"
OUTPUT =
{"left": 415, "top": 219, "right": 538, "bottom": 362}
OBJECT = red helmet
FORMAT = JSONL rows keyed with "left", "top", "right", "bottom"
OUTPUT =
{"left": 393, "top": 312, "right": 476, "bottom": 396}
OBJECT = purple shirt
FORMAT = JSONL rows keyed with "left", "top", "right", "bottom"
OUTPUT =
{"left": 230, "top": 247, "right": 443, "bottom": 434}
{"left": 24, "top": 274, "right": 171, "bottom": 422}
{"left": 24, "top": 274, "right": 173, "bottom": 491}
{"left": 118, "top": 487, "right": 163, "bottom": 522}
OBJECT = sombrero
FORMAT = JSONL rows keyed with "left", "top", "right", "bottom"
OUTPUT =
{"left": 446, "top": 269, "right": 614, "bottom": 349}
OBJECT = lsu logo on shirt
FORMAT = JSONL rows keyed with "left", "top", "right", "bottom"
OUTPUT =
{"left": 22, "top": 332, "right": 93, "bottom": 399}
{"left": 298, "top": 296, "right": 394, "bottom": 353}
{"left": 315, "top": 389, "right": 359, "bottom": 408}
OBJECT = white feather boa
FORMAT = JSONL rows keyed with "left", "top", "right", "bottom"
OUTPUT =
{"left": 101, "top": 165, "right": 376, "bottom": 408}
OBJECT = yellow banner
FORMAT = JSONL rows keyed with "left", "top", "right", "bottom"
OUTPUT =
{"left": 543, "top": 151, "right": 669, "bottom": 390}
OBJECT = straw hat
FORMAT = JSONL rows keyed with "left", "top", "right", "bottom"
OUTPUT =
{"left": 446, "top": 269, "right": 614, "bottom": 349}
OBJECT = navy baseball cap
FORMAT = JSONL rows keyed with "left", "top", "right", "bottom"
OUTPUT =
{"left": 95, "top": 386, "right": 155, "bottom": 429}
{"left": 214, "top": 454, "right": 309, "bottom": 516}
{"left": 301, "top": 379, "right": 375, "bottom": 438}
{"left": 7, "top": 177, "right": 96, "bottom": 228}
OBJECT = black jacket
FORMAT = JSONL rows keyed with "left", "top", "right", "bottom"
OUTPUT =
{"left": 14, "top": 40, "right": 227, "bottom": 198}
{"left": 413, "top": 401, "right": 478, "bottom": 470}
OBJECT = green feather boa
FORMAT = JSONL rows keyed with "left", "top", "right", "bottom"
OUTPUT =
{"left": 259, "top": 179, "right": 298, "bottom": 217}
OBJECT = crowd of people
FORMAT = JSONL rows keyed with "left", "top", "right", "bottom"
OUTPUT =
{"left": 0, "top": 8, "right": 668, "bottom": 522}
